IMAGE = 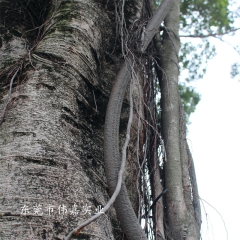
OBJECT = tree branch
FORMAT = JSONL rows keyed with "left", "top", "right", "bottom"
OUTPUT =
{"left": 179, "top": 27, "right": 240, "bottom": 38}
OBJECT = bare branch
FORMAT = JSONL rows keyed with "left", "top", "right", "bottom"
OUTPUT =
{"left": 215, "top": 36, "right": 240, "bottom": 55}
{"left": 200, "top": 198, "right": 229, "bottom": 240}
{"left": 141, "top": 0, "right": 174, "bottom": 52}
{"left": 179, "top": 27, "right": 240, "bottom": 38}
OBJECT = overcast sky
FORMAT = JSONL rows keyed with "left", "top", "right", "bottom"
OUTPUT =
{"left": 186, "top": 32, "right": 240, "bottom": 240}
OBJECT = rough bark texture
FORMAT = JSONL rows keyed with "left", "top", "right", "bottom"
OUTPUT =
{"left": 0, "top": 0, "right": 140, "bottom": 239}
{"left": 0, "top": 0, "right": 202, "bottom": 239}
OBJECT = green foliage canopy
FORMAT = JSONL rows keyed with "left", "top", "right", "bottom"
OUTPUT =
{"left": 178, "top": 0, "right": 237, "bottom": 120}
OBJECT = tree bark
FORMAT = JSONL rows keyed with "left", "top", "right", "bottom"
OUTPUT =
{"left": 159, "top": 1, "right": 186, "bottom": 238}
{"left": 0, "top": 0, "right": 201, "bottom": 239}
{"left": 0, "top": 0, "right": 129, "bottom": 239}
{"left": 179, "top": 99, "right": 201, "bottom": 239}
{"left": 159, "top": 0, "right": 201, "bottom": 239}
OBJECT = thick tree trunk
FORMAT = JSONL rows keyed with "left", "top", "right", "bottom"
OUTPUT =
{"left": 0, "top": 0, "right": 140, "bottom": 239}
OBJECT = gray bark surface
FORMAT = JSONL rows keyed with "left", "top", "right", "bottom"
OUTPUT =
{"left": 159, "top": 0, "right": 201, "bottom": 239}
{"left": 0, "top": 0, "right": 124, "bottom": 239}
{"left": 179, "top": 100, "right": 201, "bottom": 239}
{"left": 187, "top": 143, "right": 202, "bottom": 226}
{"left": 159, "top": 1, "right": 187, "bottom": 238}
{"left": 0, "top": 0, "right": 202, "bottom": 239}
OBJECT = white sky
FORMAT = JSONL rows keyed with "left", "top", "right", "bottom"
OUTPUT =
{"left": 186, "top": 33, "right": 240, "bottom": 240}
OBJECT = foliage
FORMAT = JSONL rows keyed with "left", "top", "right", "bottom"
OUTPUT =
{"left": 153, "top": 0, "right": 238, "bottom": 123}
{"left": 180, "top": 0, "right": 233, "bottom": 34}
{"left": 179, "top": 0, "right": 234, "bottom": 81}
{"left": 179, "top": 40, "right": 216, "bottom": 82}
{"left": 178, "top": 0, "right": 237, "bottom": 120}
{"left": 179, "top": 83, "right": 201, "bottom": 124}
{"left": 231, "top": 62, "right": 240, "bottom": 79}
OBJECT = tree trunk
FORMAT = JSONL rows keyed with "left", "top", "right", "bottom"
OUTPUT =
{"left": 0, "top": 0, "right": 138, "bottom": 239}
{"left": 0, "top": 0, "right": 201, "bottom": 239}
{"left": 159, "top": 0, "right": 200, "bottom": 239}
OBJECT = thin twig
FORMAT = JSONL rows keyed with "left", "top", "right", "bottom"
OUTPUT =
{"left": 215, "top": 36, "right": 240, "bottom": 55}
{"left": 179, "top": 27, "right": 240, "bottom": 38}
{"left": 200, "top": 198, "right": 229, "bottom": 240}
